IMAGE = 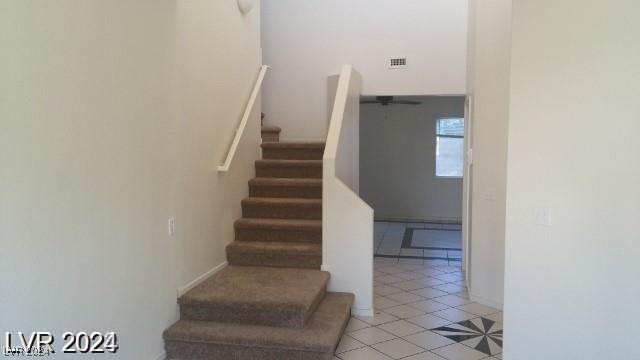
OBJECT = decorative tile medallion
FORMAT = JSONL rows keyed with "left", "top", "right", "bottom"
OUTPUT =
{"left": 432, "top": 317, "right": 502, "bottom": 355}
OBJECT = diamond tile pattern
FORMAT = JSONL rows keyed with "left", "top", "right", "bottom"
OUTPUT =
{"left": 336, "top": 248, "right": 503, "bottom": 360}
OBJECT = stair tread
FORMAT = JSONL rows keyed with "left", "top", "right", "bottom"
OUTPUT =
{"left": 227, "top": 241, "right": 321, "bottom": 255}
{"left": 261, "top": 141, "right": 325, "bottom": 149}
{"left": 235, "top": 218, "right": 321, "bottom": 230}
{"left": 242, "top": 197, "right": 322, "bottom": 206}
{"left": 179, "top": 266, "right": 328, "bottom": 315}
{"left": 256, "top": 159, "right": 322, "bottom": 166}
{"left": 261, "top": 125, "right": 282, "bottom": 133}
{"left": 249, "top": 177, "right": 322, "bottom": 186}
{"left": 164, "top": 292, "right": 353, "bottom": 354}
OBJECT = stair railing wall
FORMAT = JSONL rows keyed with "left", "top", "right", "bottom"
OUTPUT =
{"left": 323, "top": 65, "right": 374, "bottom": 316}
{"left": 218, "top": 65, "right": 269, "bottom": 172}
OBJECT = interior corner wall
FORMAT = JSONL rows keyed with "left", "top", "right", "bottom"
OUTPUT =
{"left": 360, "top": 97, "right": 465, "bottom": 223}
{"left": 0, "top": 1, "right": 261, "bottom": 359}
{"left": 261, "top": 0, "right": 468, "bottom": 140}
{"left": 503, "top": 0, "right": 640, "bottom": 358}
{"left": 466, "top": 0, "right": 511, "bottom": 309}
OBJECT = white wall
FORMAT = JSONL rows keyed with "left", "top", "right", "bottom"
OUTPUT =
{"left": 465, "top": 0, "right": 511, "bottom": 309}
{"left": 0, "top": 1, "right": 261, "bottom": 358}
{"left": 261, "top": 0, "right": 468, "bottom": 140}
{"left": 360, "top": 97, "right": 465, "bottom": 222}
{"left": 503, "top": 1, "right": 640, "bottom": 358}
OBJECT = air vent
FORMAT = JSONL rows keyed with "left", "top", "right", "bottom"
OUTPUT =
{"left": 389, "top": 57, "right": 408, "bottom": 69}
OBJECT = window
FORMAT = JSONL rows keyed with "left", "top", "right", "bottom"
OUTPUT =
{"left": 435, "top": 118, "right": 464, "bottom": 178}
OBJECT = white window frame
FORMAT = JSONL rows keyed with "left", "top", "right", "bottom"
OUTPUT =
{"left": 435, "top": 117, "right": 464, "bottom": 179}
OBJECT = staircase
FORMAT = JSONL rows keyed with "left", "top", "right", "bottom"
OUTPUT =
{"left": 163, "top": 125, "right": 354, "bottom": 360}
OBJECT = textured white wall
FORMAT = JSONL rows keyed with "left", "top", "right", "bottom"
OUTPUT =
{"left": 261, "top": 0, "right": 468, "bottom": 140}
{"left": 360, "top": 97, "right": 465, "bottom": 222}
{"left": 503, "top": 0, "right": 640, "bottom": 358}
{"left": 0, "top": 1, "right": 261, "bottom": 358}
{"left": 465, "top": 0, "right": 512, "bottom": 309}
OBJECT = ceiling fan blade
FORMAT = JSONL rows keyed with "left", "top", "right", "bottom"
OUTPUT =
{"left": 391, "top": 100, "right": 422, "bottom": 105}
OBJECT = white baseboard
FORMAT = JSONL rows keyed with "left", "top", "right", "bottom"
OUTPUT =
{"left": 352, "top": 307, "right": 374, "bottom": 317}
{"left": 469, "top": 292, "right": 504, "bottom": 311}
{"left": 154, "top": 351, "right": 166, "bottom": 360}
{"left": 177, "top": 261, "right": 228, "bottom": 297}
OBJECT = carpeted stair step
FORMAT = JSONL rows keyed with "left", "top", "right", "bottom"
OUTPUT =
{"left": 164, "top": 292, "right": 353, "bottom": 360}
{"left": 249, "top": 177, "right": 322, "bottom": 199}
{"left": 227, "top": 241, "right": 322, "bottom": 269}
{"left": 235, "top": 218, "right": 321, "bottom": 243}
{"left": 179, "top": 266, "right": 329, "bottom": 328}
{"left": 242, "top": 197, "right": 321, "bottom": 220}
{"left": 261, "top": 141, "right": 325, "bottom": 160}
{"left": 262, "top": 125, "right": 281, "bottom": 142}
{"left": 255, "top": 159, "right": 322, "bottom": 179}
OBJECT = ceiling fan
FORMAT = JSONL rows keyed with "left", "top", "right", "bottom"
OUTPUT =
{"left": 360, "top": 96, "right": 422, "bottom": 106}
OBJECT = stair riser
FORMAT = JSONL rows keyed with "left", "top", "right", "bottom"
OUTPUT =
{"left": 235, "top": 227, "right": 321, "bottom": 243}
{"left": 227, "top": 252, "right": 321, "bottom": 269}
{"left": 256, "top": 165, "right": 322, "bottom": 179}
{"left": 262, "top": 133, "right": 280, "bottom": 142}
{"left": 249, "top": 185, "right": 321, "bottom": 199}
{"left": 242, "top": 203, "right": 321, "bottom": 220}
{"left": 165, "top": 342, "right": 333, "bottom": 360}
{"left": 262, "top": 148, "right": 324, "bottom": 160}
{"left": 180, "top": 287, "right": 324, "bottom": 328}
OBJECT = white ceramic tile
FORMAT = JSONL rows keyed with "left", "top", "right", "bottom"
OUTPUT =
{"left": 345, "top": 318, "right": 371, "bottom": 332}
{"left": 377, "top": 320, "right": 426, "bottom": 337}
{"left": 410, "top": 288, "right": 449, "bottom": 299}
{"left": 339, "top": 346, "right": 394, "bottom": 360}
{"left": 395, "top": 271, "right": 426, "bottom": 281}
{"left": 456, "top": 303, "right": 500, "bottom": 316}
{"left": 483, "top": 312, "right": 503, "bottom": 323}
{"left": 374, "top": 296, "right": 403, "bottom": 310}
{"left": 406, "top": 314, "right": 451, "bottom": 329}
{"left": 402, "top": 330, "right": 455, "bottom": 350}
{"left": 400, "top": 248, "right": 424, "bottom": 257}
{"left": 431, "top": 343, "right": 488, "bottom": 360}
{"left": 393, "top": 280, "right": 429, "bottom": 291}
{"left": 416, "top": 277, "right": 448, "bottom": 287}
{"left": 376, "top": 266, "right": 406, "bottom": 275}
{"left": 336, "top": 335, "right": 366, "bottom": 353}
{"left": 433, "top": 273, "right": 464, "bottom": 282}
{"left": 399, "top": 258, "right": 424, "bottom": 265}
{"left": 356, "top": 311, "right": 399, "bottom": 326}
{"left": 407, "top": 299, "right": 450, "bottom": 313}
{"left": 384, "top": 305, "right": 426, "bottom": 319}
{"left": 376, "top": 275, "right": 405, "bottom": 284}
{"left": 374, "top": 285, "right": 404, "bottom": 296}
{"left": 372, "top": 338, "right": 425, "bottom": 359}
{"left": 402, "top": 352, "right": 447, "bottom": 360}
{"left": 377, "top": 248, "right": 401, "bottom": 256}
{"left": 385, "top": 291, "right": 425, "bottom": 304}
{"left": 432, "top": 295, "right": 472, "bottom": 307}
{"left": 348, "top": 327, "right": 397, "bottom": 345}
{"left": 432, "top": 283, "right": 467, "bottom": 294}
{"left": 432, "top": 308, "right": 477, "bottom": 322}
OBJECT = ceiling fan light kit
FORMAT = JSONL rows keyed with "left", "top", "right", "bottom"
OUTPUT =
{"left": 360, "top": 96, "right": 422, "bottom": 106}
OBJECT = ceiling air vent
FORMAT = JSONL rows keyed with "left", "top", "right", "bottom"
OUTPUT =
{"left": 389, "top": 57, "right": 408, "bottom": 69}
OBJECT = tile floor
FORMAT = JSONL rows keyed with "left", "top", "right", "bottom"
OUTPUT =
{"left": 334, "top": 257, "right": 503, "bottom": 360}
{"left": 375, "top": 221, "right": 463, "bottom": 262}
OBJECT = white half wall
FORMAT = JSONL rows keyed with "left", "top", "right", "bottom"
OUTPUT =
{"left": 503, "top": 0, "right": 640, "bottom": 358}
{"left": 465, "top": 0, "right": 512, "bottom": 309}
{"left": 261, "top": 0, "right": 469, "bottom": 140}
{"left": 0, "top": 1, "right": 261, "bottom": 358}
{"left": 360, "top": 96, "right": 465, "bottom": 223}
